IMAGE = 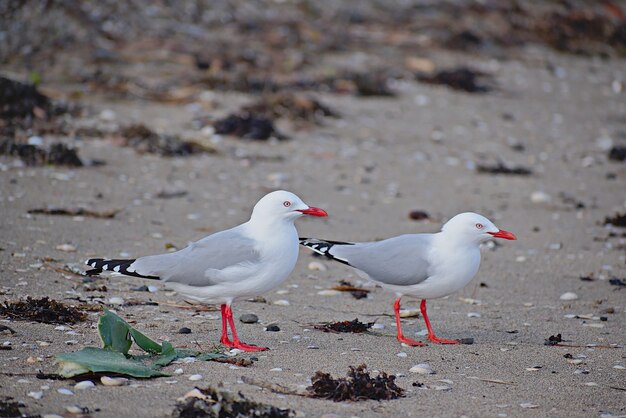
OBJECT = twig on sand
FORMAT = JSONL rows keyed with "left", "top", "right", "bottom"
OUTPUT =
{"left": 241, "top": 376, "right": 308, "bottom": 397}
{"left": 466, "top": 376, "right": 515, "bottom": 385}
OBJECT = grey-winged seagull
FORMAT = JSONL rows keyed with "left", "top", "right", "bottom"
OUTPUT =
{"left": 86, "top": 190, "right": 327, "bottom": 352}
{"left": 300, "top": 212, "right": 516, "bottom": 346}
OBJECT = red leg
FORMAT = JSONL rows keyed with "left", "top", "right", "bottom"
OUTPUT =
{"left": 420, "top": 299, "right": 459, "bottom": 344}
{"left": 394, "top": 297, "right": 425, "bottom": 347}
{"left": 219, "top": 304, "right": 234, "bottom": 347}
{"left": 224, "top": 304, "right": 268, "bottom": 352}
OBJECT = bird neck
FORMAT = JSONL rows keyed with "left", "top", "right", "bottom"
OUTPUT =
{"left": 435, "top": 230, "right": 481, "bottom": 250}
{"left": 245, "top": 217, "right": 297, "bottom": 240}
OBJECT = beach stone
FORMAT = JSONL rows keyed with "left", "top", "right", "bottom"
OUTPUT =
{"left": 308, "top": 261, "right": 327, "bottom": 271}
{"left": 178, "top": 327, "right": 192, "bottom": 334}
{"left": 100, "top": 376, "right": 128, "bottom": 386}
{"left": 265, "top": 324, "right": 280, "bottom": 332}
{"left": 188, "top": 374, "right": 203, "bottom": 381}
{"left": 239, "top": 314, "right": 259, "bottom": 324}
{"left": 560, "top": 292, "right": 578, "bottom": 301}
{"left": 410, "top": 363, "right": 435, "bottom": 374}
{"left": 74, "top": 380, "right": 95, "bottom": 390}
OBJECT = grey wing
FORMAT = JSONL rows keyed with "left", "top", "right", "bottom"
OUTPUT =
{"left": 329, "top": 234, "right": 434, "bottom": 286}
{"left": 129, "top": 226, "right": 260, "bottom": 287}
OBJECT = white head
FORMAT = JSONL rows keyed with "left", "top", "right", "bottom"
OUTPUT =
{"left": 441, "top": 212, "right": 517, "bottom": 244}
{"left": 250, "top": 190, "right": 327, "bottom": 223}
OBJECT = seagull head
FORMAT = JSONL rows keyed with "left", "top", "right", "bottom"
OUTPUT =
{"left": 251, "top": 190, "right": 328, "bottom": 223}
{"left": 441, "top": 212, "right": 517, "bottom": 244}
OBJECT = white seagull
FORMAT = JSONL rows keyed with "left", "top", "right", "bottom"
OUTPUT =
{"left": 85, "top": 190, "right": 327, "bottom": 352}
{"left": 300, "top": 212, "right": 516, "bottom": 346}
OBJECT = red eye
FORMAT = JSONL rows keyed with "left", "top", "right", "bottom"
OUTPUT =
{"left": 283, "top": 201, "right": 291, "bottom": 207}
{"left": 476, "top": 223, "right": 484, "bottom": 229}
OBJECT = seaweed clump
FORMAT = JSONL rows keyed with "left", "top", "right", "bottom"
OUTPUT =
{"left": 174, "top": 386, "right": 294, "bottom": 418}
{"left": 309, "top": 364, "right": 404, "bottom": 402}
{"left": 314, "top": 318, "right": 374, "bottom": 333}
{"left": 0, "top": 297, "right": 87, "bottom": 324}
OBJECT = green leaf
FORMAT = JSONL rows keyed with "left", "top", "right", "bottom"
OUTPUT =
{"left": 129, "top": 327, "right": 163, "bottom": 354}
{"left": 98, "top": 310, "right": 132, "bottom": 354}
{"left": 56, "top": 347, "right": 168, "bottom": 378}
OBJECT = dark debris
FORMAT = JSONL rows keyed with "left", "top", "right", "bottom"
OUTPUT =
{"left": 243, "top": 92, "right": 338, "bottom": 124}
{"left": 544, "top": 333, "right": 563, "bottom": 346}
{"left": 28, "top": 207, "right": 119, "bottom": 219}
{"left": 476, "top": 162, "right": 533, "bottom": 176}
{"left": 608, "top": 146, "right": 626, "bottom": 162}
{"left": 605, "top": 213, "right": 626, "bottom": 228}
{"left": 117, "top": 124, "right": 216, "bottom": 156}
{"left": 332, "top": 280, "right": 370, "bottom": 300}
{"left": 314, "top": 318, "right": 374, "bottom": 333}
{"left": 213, "top": 112, "right": 284, "bottom": 140}
{"left": 309, "top": 364, "right": 404, "bottom": 402}
{"left": 173, "top": 386, "right": 293, "bottom": 418}
{"left": 0, "top": 297, "right": 87, "bottom": 324}
{"left": 417, "top": 67, "right": 493, "bottom": 93}
{"left": 0, "top": 139, "right": 84, "bottom": 167}
{"left": 408, "top": 210, "right": 430, "bottom": 221}
{"left": 609, "top": 278, "right": 626, "bottom": 287}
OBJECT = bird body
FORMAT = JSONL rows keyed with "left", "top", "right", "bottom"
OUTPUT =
{"left": 300, "top": 212, "right": 516, "bottom": 346}
{"left": 86, "top": 190, "right": 327, "bottom": 351}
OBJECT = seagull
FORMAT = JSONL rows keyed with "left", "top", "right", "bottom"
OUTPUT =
{"left": 85, "top": 190, "right": 327, "bottom": 352}
{"left": 300, "top": 212, "right": 516, "bottom": 346}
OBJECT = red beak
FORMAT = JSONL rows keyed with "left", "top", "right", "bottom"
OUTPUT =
{"left": 488, "top": 229, "right": 517, "bottom": 240}
{"left": 297, "top": 207, "right": 328, "bottom": 217}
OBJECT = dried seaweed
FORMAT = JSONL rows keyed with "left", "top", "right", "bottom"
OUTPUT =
{"left": 213, "top": 113, "right": 284, "bottom": 140}
{"left": 117, "top": 124, "right": 215, "bottom": 156}
{"left": 608, "top": 146, "right": 626, "bottom": 162}
{"left": 309, "top": 364, "right": 404, "bottom": 402}
{"left": 0, "top": 398, "right": 28, "bottom": 418}
{"left": 28, "top": 207, "right": 120, "bottom": 219}
{"left": 605, "top": 213, "right": 626, "bottom": 228}
{"left": 609, "top": 278, "right": 626, "bottom": 287}
{"left": 0, "top": 76, "right": 50, "bottom": 119}
{"left": 314, "top": 318, "right": 374, "bottom": 333}
{"left": 174, "top": 386, "right": 294, "bottom": 418}
{"left": 243, "top": 92, "right": 338, "bottom": 124}
{"left": 408, "top": 210, "right": 430, "bottom": 221}
{"left": 0, "top": 297, "right": 87, "bottom": 324}
{"left": 544, "top": 333, "right": 562, "bottom": 346}
{"left": 0, "top": 139, "right": 84, "bottom": 167}
{"left": 417, "top": 68, "right": 493, "bottom": 93}
{"left": 476, "top": 162, "right": 533, "bottom": 176}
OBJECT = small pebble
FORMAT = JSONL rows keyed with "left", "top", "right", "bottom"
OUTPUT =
{"left": 317, "top": 290, "right": 340, "bottom": 296}
{"left": 178, "top": 327, "right": 192, "bottom": 334}
{"left": 308, "top": 261, "right": 327, "bottom": 271}
{"left": 410, "top": 363, "right": 435, "bottom": 374}
{"left": 273, "top": 299, "right": 290, "bottom": 306}
{"left": 467, "top": 312, "right": 481, "bottom": 318}
{"left": 65, "top": 405, "right": 85, "bottom": 414}
{"left": 239, "top": 314, "right": 259, "bottom": 324}
{"left": 530, "top": 191, "right": 552, "bottom": 204}
{"left": 174, "top": 368, "right": 184, "bottom": 374}
{"left": 270, "top": 368, "right": 282, "bottom": 372}
{"left": 371, "top": 323, "right": 385, "bottom": 330}
{"left": 612, "top": 365, "right": 625, "bottom": 370}
{"left": 307, "top": 345, "right": 319, "bottom": 349}
{"left": 56, "top": 244, "right": 76, "bottom": 252}
{"left": 57, "top": 388, "right": 74, "bottom": 395}
{"left": 459, "top": 338, "right": 474, "bottom": 345}
{"left": 74, "top": 380, "right": 95, "bottom": 390}
{"left": 100, "top": 376, "right": 128, "bottom": 386}
{"left": 520, "top": 403, "right": 539, "bottom": 409}
{"left": 189, "top": 374, "right": 203, "bottom": 381}
{"left": 28, "top": 391, "right": 43, "bottom": 400}
{"left": 560, "top": 292, "right": 578, "bottom": 301}
{"left": 397, "top": 352, "right": 408, "bottom": 358}
{"left": 107, "top": 297, "right": 125, "bottom": 305}
{"left": 265, "top": 324, "right": 280, "bottom": 332}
